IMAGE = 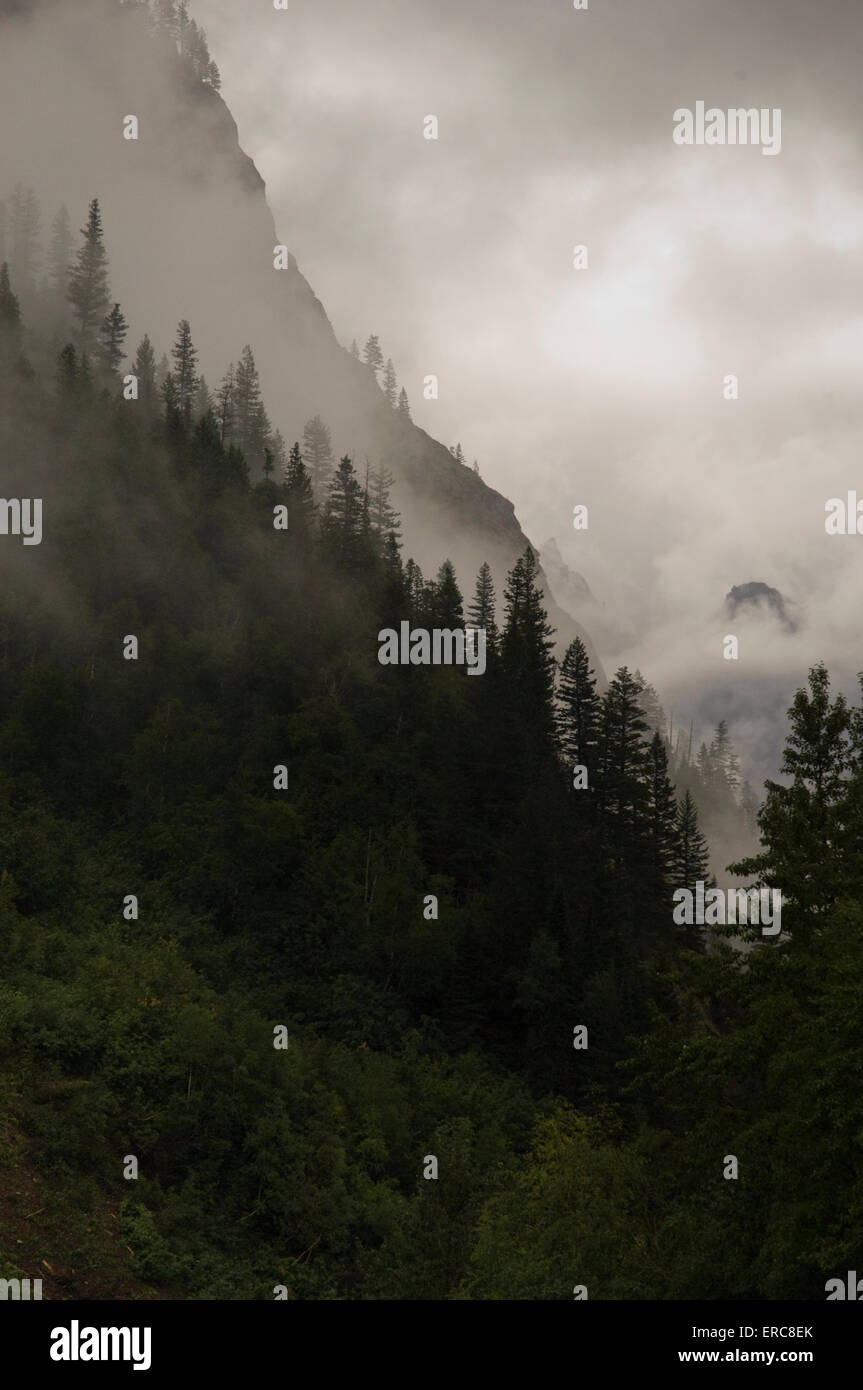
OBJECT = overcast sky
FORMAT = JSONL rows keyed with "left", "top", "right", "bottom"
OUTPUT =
{"left": 194, "top": 0, "right": 863, "bottom": 769}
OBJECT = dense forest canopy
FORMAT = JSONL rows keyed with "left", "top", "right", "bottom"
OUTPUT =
{"left": 0, "top": 176, "right": 861, "bottom": 1301}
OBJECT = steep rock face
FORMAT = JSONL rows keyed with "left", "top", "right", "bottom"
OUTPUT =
{"left": 0, "top": 0, "right": 602, "bottom": 673}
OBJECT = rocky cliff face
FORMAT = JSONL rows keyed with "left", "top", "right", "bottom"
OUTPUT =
{"left": 0, "top": 0, "right": 602, "bottom": 673}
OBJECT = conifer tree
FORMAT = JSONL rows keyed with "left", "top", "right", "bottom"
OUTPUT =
{"left": 467, "top": 561, "right": 495, "bottom": 629}
{"left": 598, "top": 666, "right": 650, "bottom": 834}
{"left": 397, "top": 386, "right": 411, "bottom": 419}
{"left": 363, "top": 334, "right": 384, "bottom": 379}
{"left": 383, "top": 358, "right": 398, "bottom": 407}
{"left": 215, "top": 362, "right": 235, "bottom": 444}
{"left": 369, "top": 466, "right": 401, "bottom": 545}
{"left": 321, "top": 455, "right": 364, "bottom": 567}
{"left": 132, "top": 334, "right": 158, "bottom": 412}
{"left": 350, "top": 338, "right": 360, "bottom": 359}
{"left": 501, "top": 548, "right": 556, "bottom": 738}
{"left": 233, "top": 345, "right": 270, "bottom": 468}
{"left": 68, "top": 198, "right": 111, "bottom": 352}
{"left": 171, "top": 319, "right": 199, "bottom": 420}
{"left": 432, "top": 560, "right": 464, "bottom": 628}
{"left": 98, "top": 302, "right": 129, "bottom": 376}
{"left": 557, "top": 637, "right": 599, "bottom": 775}
{"left": 302, "top": 414, "right": 335, "bottom": 495}
{"left": 284, "top": 441, "right": 316, "bottom": 535}
{"left": 673, "top": 789, "right": 711, "bottom": 949}
{"left": 646, "top": 731, "right": 678, "bottom": 884}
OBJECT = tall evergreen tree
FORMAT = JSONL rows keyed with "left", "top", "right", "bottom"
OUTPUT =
{"left": 132, "top": 334, "right": 158, "bottom": 413}
{"left": 557, "top": 637, "right": 600, "bottom": 777}
{"left": 369, "top": 466, "right": 401, "bottom": 546}
{"left": 397, "top": 386, "right": 411, "bottom": 419}
{"left": 467, "top": 561, "right": 497, "bottom": 642}
{"left": 501, "top": 547, "right": 556, "bottom": 742}
{"left": 302, "top": 414, "right": 335, "bottom": 495}
{"left": 215, "top": 362, "right": 235, "bottom": 444}
{"left": 170, "top": 319, "right": 199, "bottom": 420}
{"left": 98, "top": 302, "right": 129, "bottom": 376}
{"left": 284, "top": 441, "right": 316, "bottom": 536}
{"left": 320, "top": 455, "right": 365, "bottom": 567}
{"left": 9, "top": 183, "right": 41, "bottom": 301}
{"left": 431, "top": 559, "right": 464, "bottom": 628}
{"left": 363, "top": 334, "right": 384, "bottom": 379}
{"left": 233, "top": 345, "right": 270, "bottom": 469}
{"left": 382, "top": 358, "right": 398, "bottom": 407}
{"left": 67, "top": 198, "right": 111, "bottom": 352}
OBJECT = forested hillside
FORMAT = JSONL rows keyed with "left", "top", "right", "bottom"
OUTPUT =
{"left": 0, "top": 223, "right": 862, "bottom": 1299}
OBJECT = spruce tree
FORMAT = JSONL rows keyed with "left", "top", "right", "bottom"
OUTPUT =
{"left": 673, "top": 789, "right": 711, "bottom": 949}
{"left": 501, "top": 548, "right": 556, "bottom": 741}
{"left": 302, "top": 415, "right": 335, "bottom": 495}
{"left": 597, "top": 666, "right": 650, "bottom": 836}
{"left": 284, "top": 441, "right": 316, "bottom": 535}
{"left": 171, "top": 319, "right": 199, "bottom": 420}
{"left": 215, "top": 363, "right": 235, "bottom": 444}
{"left": 98, "top": 302, "right": 129, "bottom": 376}
{"left": 132, "top": 334, "right": 158, "bottom": 413}
{"left": 321, "top": 455, "right": 364, "bottom": 567}
{"left": 369, "top": 466, "right": 401, "bottom": 546}
{"left": 397, "top": 386, "right": 411, "bottom": 419}
{"left": 432, "top": 560, "right": 464, "bottom": 628}
{"left": 363, "top": 334, "right": 384, "bottom": 379}
{"left": 557, "top": 637, "right": 599, "bottom": 777}
{"left": 467, "top": 561, "right": 497, "bottom": 642}
{"left": 233, "top": 345, "right": 270, "bottom": 468}
{"left": 383, "top": 358, "right": 398, "bottom": 407}
{"left": 68, "top": 198, "right": 111, "bottom": 352}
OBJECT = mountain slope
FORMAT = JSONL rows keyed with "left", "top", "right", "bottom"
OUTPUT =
{"left": 0, "top": 0, "right": 602, "bottom": 673}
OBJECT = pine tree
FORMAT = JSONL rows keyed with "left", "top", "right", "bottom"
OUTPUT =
{"left": 598, "top": 666, "right": 650, "bottom": 835}
{"left": 321, "top": 455, "right": 365, "bottom": 567}
{"left": 382, "top": 358, "right": 398, "bottom": 407}
{"left": 646, "top": 731, "right": 678, "bottom": 885}
{"left": 132, "top": 334, "right": 158, "bottom": 412}
{"left": 467, "top": 561, "right": 497, "bottom": 648}
{"left": 501, "top": 548, "right": 557, "bottom": 739}
{"left": 171, "top": 319, "right": 199, "bottom": 420}
{"left": 369, "top": 466, "right": 401, "bottom": 545}
{"left": 397, "top": 386, "right": 411, "bottom": 419}
{"left": 302, "top": 415, "right": 335, "bottom": 495}
{"left": 233, "top": 344, "right": 270, "bottom": 468}
{"left": 405, "top": 558, "right": 426, "bottom": 622}
{"left": 557, "top": 637, "right": 599, "bottom": 775}
{"left": 284, "top": 441, "right": 316, "bottom": 534}
{"left": 673, "top": 789, "right": 711, "bottom": 889}
{"left": 68, "top": 198, "right": 111, "bottom": 352}
{"left": 431, "top": 560, "right": 464, "bottom": 628}
{"left": 710, "top": 719, "right": 741, "bottom": 794}
{"left": 731, "top": 663, "right": 851, "bottom": 931}
{"left": 673, "top": 789, "right": 712, "bottom": 950}
{"left": 363, "top": 334, "right": 384, "bottom": 379}
{"left": 215, "top": 363, "right": 235, "bottom": 444}
{"left": 450, "top": 442, "right": 466, "bottom": 466}
{"left": 98, "top": 302, "right": 129, "bottom": 376}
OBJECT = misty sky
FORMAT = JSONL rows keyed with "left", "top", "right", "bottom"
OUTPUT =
{"left": 192, "top": 0, "right": 863, "bottom": 763}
